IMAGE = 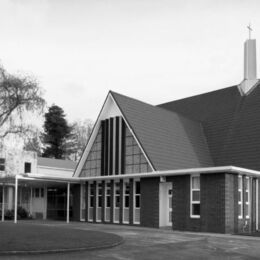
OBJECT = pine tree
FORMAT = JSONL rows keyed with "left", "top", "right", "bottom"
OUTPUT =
{"left": 42, "top": 105, "right": 71, "bottom": 159}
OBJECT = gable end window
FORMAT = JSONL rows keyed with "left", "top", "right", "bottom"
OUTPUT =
{"left": 190, "top": 175, "right": 200, "bottom": 218}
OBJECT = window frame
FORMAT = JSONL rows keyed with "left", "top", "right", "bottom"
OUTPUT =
{"left": 133, "top": 180, "right": 141, "bottom": 224}
{"left": 245, "top": 177, "right": 250, "bottom": 219}
{"left": 238, "top": 175, "right": 243, "bottom": 219}
{"left": 190, "top": 175, "right": 200, "bottom": 219}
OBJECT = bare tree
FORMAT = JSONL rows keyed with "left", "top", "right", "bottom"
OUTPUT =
{"left": 67, "top": 119, "right": 93, "bottom": 161}
{"left": 0, "top": 65, "right": 45, "bottom": 140}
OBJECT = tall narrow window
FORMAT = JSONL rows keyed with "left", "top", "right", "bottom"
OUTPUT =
{"left": 238, "top": 175, "right": 243, "bottom": 219}
{"left": 105, "top": 182, "right": 111, "bottom": 222}
{"left": 96, "top": 183, "right": 102, "bottom": 222}
{"left": 114, "top": 182, "right": 120, "bottom": 223}
{"left": 134, "top": 181, "right": 141, "bottom": 224}
{"left": 190, "top": 175, "right": 200, "bottom": 218}
{"left": 88, "top": 183, "right": 94, "bottom": 221}
{"left": 123, "top": 182, "right": 130, "bottom": 223}
{"left": 0, "top": 158, "right": 5, "bottom": 172}
{"left": 245, "top": 177, "right": 250, "bottom": 219}
{"left": 80, "top": 184, "right": 86, "bottom": 221}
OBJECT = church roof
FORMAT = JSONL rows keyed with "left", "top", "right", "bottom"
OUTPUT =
{"left": 159, "top": 83, "right": 260, "bottom": 171}
{"left": 111, "top": 91, "right": 213, "bottom": 171}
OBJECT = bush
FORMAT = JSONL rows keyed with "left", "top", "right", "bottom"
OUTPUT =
{"left": 4, "top": 207, "right": 30, "bottom": 220}
{"left": 17, "top": 206, "right": 29, "bottom": 219}
{"left": 4, "top": 209, "right": 14, "bottom": 220}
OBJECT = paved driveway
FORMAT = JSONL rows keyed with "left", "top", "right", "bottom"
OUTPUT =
{"left": 2, "top": 221, "right": 260, "bottom": 259}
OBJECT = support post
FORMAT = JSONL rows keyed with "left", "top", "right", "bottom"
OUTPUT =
{"left": 30, "top": 187, "right": 33, "bottom": 215}
{"left": 14, "top": 176, "right": 18, "bottom": 224}
{"left": 1, "top": 183, "right": 4, "bottom": 222}
{"left": 256, "top": 179, "right": 259, "bottom": 231}
{"left": 66, "top": 182, "right": 70, "bottom": 224}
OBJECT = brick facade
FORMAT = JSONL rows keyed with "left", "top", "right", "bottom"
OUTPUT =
{"left": 140, "top": 178, "right": 160, "bottom": 228}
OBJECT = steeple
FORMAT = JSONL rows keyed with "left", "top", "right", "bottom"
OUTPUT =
{"left": 239, "top": 25, "right": 259, "bottom": 95}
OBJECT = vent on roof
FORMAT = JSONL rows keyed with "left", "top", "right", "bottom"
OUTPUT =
{"left": 239, "top": 34, "right": 259, "bottom": 95}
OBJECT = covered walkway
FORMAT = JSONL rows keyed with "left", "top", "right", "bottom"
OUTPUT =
{"left": 0, "top": 174, "right": 80, "bottom": 224}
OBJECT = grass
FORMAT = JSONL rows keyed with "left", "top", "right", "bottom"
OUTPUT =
{"left": 0, "top": 222, "right": 123, "bottom": 253}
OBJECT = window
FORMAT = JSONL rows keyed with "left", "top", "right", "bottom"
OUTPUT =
{"left": 134, "top": 181, "right": 141, "bottom": 224}
{"left": 238, "top": 175, "right": 243, "bottom": 219}
{"left": 114, "top": 182, "right": 120, "bottom": 223}
{"left": 33, "top": 188, "right": 44, "bottom": 198}
{"left": 245, "top": 177, "right": 250, "bottom": 219}
{"left": 80, "top": 184, "right": 86, "bottom": 221}
{"left": 96, "top": 183, "right": 102, "bottom": 222}
{"left": 24, "top": 162, "right": 31, "bottom": 173}
{"left": 0, "top": 158, "right": 5, "bottom": 171}
{"left": 190, "top": 175, "right": 200, "bottom": 218}
{"left": 88, "top": 183, "right": 95, "bottom": 221}
{"left": 123, "top": 182, "right": 130, "bottom": 223}
{"left": 105, "top": 182, "right": 111, "bottom": 222}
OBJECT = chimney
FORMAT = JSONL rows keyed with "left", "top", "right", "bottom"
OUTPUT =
{"left": 239, "top": 32, "right": 259, "bottom": 95}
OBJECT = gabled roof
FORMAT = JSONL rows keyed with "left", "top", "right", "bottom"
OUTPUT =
{"left": 158, "top": 84, "right": 260, "bottom": 171}
{"left": 38, "top": 157, "right": 77, "bottom": 170}
{"left": 111, "top": 91, "right": 213, "bottom": 171}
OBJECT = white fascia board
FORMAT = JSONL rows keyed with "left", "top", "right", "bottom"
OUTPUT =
{"left": 73, "top": 92, "right": 155, "bottom": 177}
{"left": 77, "top": 165, "right": 260, "bottom": 182}
{"left": 9, "top": 165, "right": 260, "bottom": 184}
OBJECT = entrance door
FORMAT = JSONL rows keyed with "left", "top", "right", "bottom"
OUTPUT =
{"left": 159, "top": 182, "right": 173, "bottom": 227}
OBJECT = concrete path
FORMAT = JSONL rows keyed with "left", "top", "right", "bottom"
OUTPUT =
{"left": 2, "top": 221, "right": 260, "bottom": 259}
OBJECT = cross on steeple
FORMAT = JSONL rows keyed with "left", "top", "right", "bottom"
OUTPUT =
{"left": 247, "top": 24, "right": 253, "bottom": 39}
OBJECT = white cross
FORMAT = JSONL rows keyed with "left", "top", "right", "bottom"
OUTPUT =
{"left": 247, "top": 24, "right": 253, "bottom": 39}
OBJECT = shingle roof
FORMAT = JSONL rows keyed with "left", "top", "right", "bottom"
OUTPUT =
{"left": 159, "top": 83, "right": 260, "bottom": 171}
{"left": 111, "top": 91, "right": 213, "bottom": 171}
{"left": 38, "top": 157, "right": 77, "bottom": 170}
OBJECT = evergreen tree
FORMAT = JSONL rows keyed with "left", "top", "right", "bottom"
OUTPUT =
{"left": 42, "top": 105, "right": 71, "bottom": 159}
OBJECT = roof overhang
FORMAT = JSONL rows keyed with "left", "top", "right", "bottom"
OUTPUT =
{"left": 76, "top": 165, "right": 260, "bottom": 182}
{"left": 1, "top": 166, "right": 259, "bottom": 185}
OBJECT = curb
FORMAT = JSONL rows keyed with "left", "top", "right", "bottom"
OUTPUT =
{"left": 0, "top": 238, "right": 124, "bottom": 256}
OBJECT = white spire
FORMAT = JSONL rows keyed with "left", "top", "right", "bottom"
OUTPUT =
{"left": 239, "top": 25, "right": 259, "bottom": 95}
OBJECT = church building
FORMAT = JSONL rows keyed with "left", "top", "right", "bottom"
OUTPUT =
{"left": 72, "top": 35, "right": 260, "bottom": 234}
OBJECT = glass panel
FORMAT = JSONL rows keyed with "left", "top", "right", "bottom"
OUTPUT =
{"left": 192, "top": 204, "right": 200, "bottom": 216}
{"left": 238, "top": 192, "right": 242, "bottom": 202}
{"left": 238, "top": 204, "right": 242, "bottom": 217}
{"left": 245, "top": 178, "right": 249, "bottom": 190}
{"left": 135, "top": 182, "right": 140, "bottom": 194}
{"left": 135, "top": 195, "right": 140, "bottom": 208}
{"left": 238, "top": 176, "right": 242, "bottom": 189}
{"left": 245, "top": 204, "right": 249, "bottom": 216}
{"left": 125, "top": 196, "right": 129, "bottom": 208}
{"left": 169, "top": 211, "right": 172, "bottom": 222}
{"left": 192, "top": 190, "right": 200, "bottom": 201}
{"left": 245, "top": 192, "right": 249, "bottom": 202}
{"left": 192, "top": 176, "right": 200, "bottom": 189}
{"left": 168, "top": 197, "right": 172, "bottom": 209}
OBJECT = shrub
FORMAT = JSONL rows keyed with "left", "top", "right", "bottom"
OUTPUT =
{"left": 17, "top": 206, "right": 29, "bottom": 219}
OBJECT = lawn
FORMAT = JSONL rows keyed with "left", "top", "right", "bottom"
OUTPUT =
{"left": 0, "top": 222, "right": 123, "bottom": 254}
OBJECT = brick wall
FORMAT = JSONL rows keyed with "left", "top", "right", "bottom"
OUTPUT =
{"left": 140, "top": 177, "right": 160, "bottom": 228}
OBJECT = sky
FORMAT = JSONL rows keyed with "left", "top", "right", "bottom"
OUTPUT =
{"left": 1, "top": 0, "right": 260, "bottom": 123}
